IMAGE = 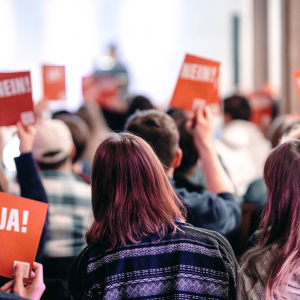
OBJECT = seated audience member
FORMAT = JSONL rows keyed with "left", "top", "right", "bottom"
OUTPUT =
{"left": 238, "top": 141, "right": 300, "bottom": 299}
{"left": 245, "top": 119, "right": 300, "bottom": 241}
{"left": 216, "top": 95, "right": 270, "bottom": 198}
{"left": 65, "top": 133, "right": 238, "bottom": 300}
{"left": 0, "top": 263, "right": 45, "bottom": 300}
{"left": 245, "top": 118, "right": 300, "bottom": 207}
{"left": 32, "top": 119, "right": 92, "bottom": 280}
{"left": 266, "top": 114, "right": 300, "bottom": 148}
{"left": 52, "top": 113, "right": 91, "bottom": 183}
{"left": 126, "top": 95, "right": 154, "bottom": 117}
{"left": 167, "top": 108, "right": 206, "bottom": 192}
{"left": 125, "top": 104, "right": 240, "bottom": 240}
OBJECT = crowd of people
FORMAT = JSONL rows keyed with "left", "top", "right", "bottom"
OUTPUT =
{"left": 0, "top": 92, "right": 300, "bottom": 300}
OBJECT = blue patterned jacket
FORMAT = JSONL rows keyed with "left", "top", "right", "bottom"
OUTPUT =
{"left": 65, "top": 221, "right": 238, "bottom": 300}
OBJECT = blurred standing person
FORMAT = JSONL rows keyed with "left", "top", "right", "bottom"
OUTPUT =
{"left": 94, "top": 44, "right": 129, "bottom": 101}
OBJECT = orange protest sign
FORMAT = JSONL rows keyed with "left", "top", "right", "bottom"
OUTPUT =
{"left": 0, "top": 192, "right": 48, "bottom": 282}
{"left": 248, "top": 90, "right": 274, "bottom": 136}
{"left": 0, "top": 72, "right": 35, "bottom": 126}
{"left": 294, "top": 69, "right": 300, "bottom": 103}
{"left": 43, "top": 65, "right": 66, "bottom": 101}
{"left": 170, "top": 54, "right": 221, "bottom": 113}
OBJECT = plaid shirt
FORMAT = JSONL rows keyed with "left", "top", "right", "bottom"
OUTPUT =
{"left": 40, "top": 170, "right": 92, "bottom": 258}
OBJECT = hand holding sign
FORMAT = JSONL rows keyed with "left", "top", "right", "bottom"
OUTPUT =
{"left": 0, "top": 262, "right": 45, "bottom": 300}
{"left": 187, "top": 100, "right": 214, "bottom": 150}
{"left": 0, "top": 193, "right": 48, "bottom": 282}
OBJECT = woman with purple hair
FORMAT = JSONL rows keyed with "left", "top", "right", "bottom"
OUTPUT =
{"left": 238, "top": 141, "right": 300, "bottom": 299}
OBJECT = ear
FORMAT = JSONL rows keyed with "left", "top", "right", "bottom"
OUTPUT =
{"left": 224, "top": 112, "right": 232, "bottom": 125}
{"left": 70, "top": 145, "right": 76, "bottom": 160}
{"left": 3, "top": 176, "right": 9, "bottom": 193}
{"left": 172, "top": 148, "right": 183, "bottom": 169}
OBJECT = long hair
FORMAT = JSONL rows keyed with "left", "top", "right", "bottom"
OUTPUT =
{"left": 86, "top": 132, "right": 185, "bottom": 249}
{"left": 241, "top": 141, "right": 300, "bottom": 299}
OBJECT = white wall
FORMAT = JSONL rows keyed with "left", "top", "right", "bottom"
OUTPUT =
{"left": 0, "top": 0, "right": 243, "bottom": 111}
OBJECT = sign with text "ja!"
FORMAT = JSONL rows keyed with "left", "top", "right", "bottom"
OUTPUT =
{"left": 0, "top": 72, "right": 35, "bottom": 126}
{"left": 170, "top": 54, "right": 221, "bottom": 113}
{"left": 0, "top": 192, "right": 48, "bottom": 282}
{"left": 43, "top": 65, "right": 66, "bottom": 101}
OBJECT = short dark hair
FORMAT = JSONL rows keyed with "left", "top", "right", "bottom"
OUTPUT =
{"left": 37, "top": 157, "right": 68, "bottom": 171}
{"left": 281, "top": 119, "right": 300, "bottom": 137}
{"left": 127, "top": 95, "right": 154, "bottom": 117}
{"left": 167, "top": 108, "right": 198, "bottom": 174}
{"left": 125, "top": 110, "right": 178, "bottom": 170}
{"left": 223, "top": 95, "right": 251, "bottom": 121}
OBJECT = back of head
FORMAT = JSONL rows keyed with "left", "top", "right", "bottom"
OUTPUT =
{"left": 75, "top": 103, "right": 108, "bottom": 135}
{"left": 223, "top": 95, "right": 251, "bottom": 121}
{"left": 167, "top": 108, "right": 198, "bottom": 174}
{"left": 53, "top": 114, "right": 90, "bottom": 163}
{"left": 33, "top": 119, "right": 74, "bottom": 170}
{"left": 127, "top": 95, "right": 154, "bottom": 117}
{"left": 263, "top": 141, "right": 300, "bottom": 244}
{"left": 242, "top": 141, "right": 300, "bottom": 299}
{"left": 280, "top": 119, "right": 300, "bottom": 144}
{"left": 125, "top": 110, "right": 179, "bottom": 170}
{"left": 86, "top": 132, "right": 184, "bottom": 248}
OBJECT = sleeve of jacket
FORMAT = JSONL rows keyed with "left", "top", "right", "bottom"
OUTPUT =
{"left": 14, "top": 152, "right": 49, "bottom": 261}
{"left": 175, "top": 186, "right": 241, "bottom": 236}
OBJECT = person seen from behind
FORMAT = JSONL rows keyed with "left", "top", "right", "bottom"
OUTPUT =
{"left": 238, "top": 140, "right": 300, "bottom": 299}
{"left": 32, "top": 119, "right": 92, "bottom": 280}
{"left": 216, "top": 95, "right": 270, "bottom": 198}
{"left": 125, "top": 102, "right": 240, "bottom": 240}
{"left": 65, "top": 132, "right": 238, "bottom": 299}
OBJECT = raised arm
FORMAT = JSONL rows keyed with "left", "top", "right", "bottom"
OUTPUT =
{"left": 14, "top": 122, "right": 48, "bottom": 260}
{"left": 190, "top": 101, "right": 235, "bottom": 194}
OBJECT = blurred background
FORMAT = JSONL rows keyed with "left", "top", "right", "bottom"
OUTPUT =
{"left": 0, "top": 0, "right": 287, "bottom": 112}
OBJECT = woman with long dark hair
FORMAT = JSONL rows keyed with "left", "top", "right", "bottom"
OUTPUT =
{"left": 238, "top": 141, "right": 300, "bottom": 299}
{"left": 65, "top": 132, "right": 238, "bottom": 300}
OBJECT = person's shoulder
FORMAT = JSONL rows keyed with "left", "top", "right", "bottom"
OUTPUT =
{"left": 176, "top": 222, "right": 235, "bottom": 251}
{"left": 68, "top": 244, "right": 103, "bottom": 275}
{"left": 175, "top": 184, "right": 235, "bottom": 203}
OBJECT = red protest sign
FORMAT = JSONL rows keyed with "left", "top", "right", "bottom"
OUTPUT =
{"left": 43, "top": 65, "right": 66, "bottom": 101}
{"left": 170, "top": 54, "right": 221, "bottom": 113}
{"left": 294, "top": 69, "right": 300, "bottom": 103}
{"left": 0, "top": 72, "right": 35, "bottom": 126}
{"left": 0, "top": 192, "right": 48, "bottom": 282}
{"left": 82, "top": 74, "right": 127, "bottom": 112}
